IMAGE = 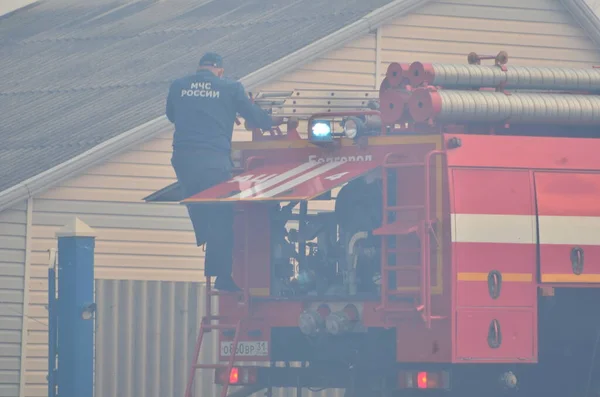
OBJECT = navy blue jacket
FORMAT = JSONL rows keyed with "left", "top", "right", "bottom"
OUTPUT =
{"left": 166, "top": 70, "right": 273, "bottom": 155}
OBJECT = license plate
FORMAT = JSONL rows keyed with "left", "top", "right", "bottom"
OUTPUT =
{"left": 220, "top": 341, "right": 269, "bottom": 357}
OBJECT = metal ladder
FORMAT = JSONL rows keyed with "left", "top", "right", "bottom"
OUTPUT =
{"left": 374, "top": 150, "right": 445, "bottom": 328}
{"left": 184, "top": 159, "right": 265, "bottom": 397}
{"left": 183, "top": 279, "right": 247, "bottom": 397}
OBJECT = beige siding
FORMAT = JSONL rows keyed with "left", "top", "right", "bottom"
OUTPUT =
{"left": 94, "top": 280, "right": 216, "bottom": 397}
{"left": 379, "top": 0, "right": 600, "bottom": 75}
{"left": 0, "top": 0, "right": 38, "bottom": 17}
{"left": 260, "top": 34, "right": 377, "bottom": 91}
{"left": 22, "top": 36, "right": 377, "bottom": 397}
{"left": 95, "top": 279, "right": 344, "bottom": 397}
{"left": 0, "top": 201, "right": 27, "bottom": 397}
{"left": 25, "top": 199, "right": 201, "bottom": 396}
{"left": 19, "top": 1, "right": 600, "bottom": 394}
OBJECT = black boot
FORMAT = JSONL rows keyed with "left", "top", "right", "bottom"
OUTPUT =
{"left": 214, "top": 276, "right": 241, "bottom": 292}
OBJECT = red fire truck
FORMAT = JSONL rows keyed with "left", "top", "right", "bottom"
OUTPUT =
{"left": 146, "top": 51, "right": 600, "bottom": 397}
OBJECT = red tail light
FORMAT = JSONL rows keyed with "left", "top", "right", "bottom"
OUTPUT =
{"left": 398, "top": 370, "right": 450, "bottom": 390}
{"left": 229, "top": 367, "right": 239, "bottom": 384}
{"left": 215, "top": 366, "right": 258, "bottom": 385}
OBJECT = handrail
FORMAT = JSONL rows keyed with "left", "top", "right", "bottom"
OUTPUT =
{"left": 242, "top": 204, "right": 250, "bottom": 312}
{"left": 240, "top": 157, "right": 266, "bottom": 311}
{"left": 419, "top": 219, "right": 431, "bottom": 328}
{"left": 380, "top": 154, "right": 390, "bottom": 311}
{"left": 424, "top": 150, "right": 445, "bottom": 225}
{"left": 423, "top": 150, "right": 445, "bottom": 328}
{"left": 381, "top": 152, "right": 396, "bottom": 227}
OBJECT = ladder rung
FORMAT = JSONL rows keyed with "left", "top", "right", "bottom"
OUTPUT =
{"left": 387, "top": 289, "right": 420, "bottom": 296}
{"left": 373, "top": 222, "right": 419, "bottom": 236}
{"left": 379, "top": 307, "right": 417, "bottom": 313}
{"left": 417, "top": 312, "right": 446, "bottom": 321}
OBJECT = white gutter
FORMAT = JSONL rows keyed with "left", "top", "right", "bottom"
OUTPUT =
{"left": 561, "top": 0, "right": 600, "bottom": 48}
{"left": 0, "top": 0, "right": 428, "bottom": 214}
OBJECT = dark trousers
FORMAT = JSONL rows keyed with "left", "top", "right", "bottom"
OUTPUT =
{"left": 171, "top": 148, "right": 234, "bottom": 278}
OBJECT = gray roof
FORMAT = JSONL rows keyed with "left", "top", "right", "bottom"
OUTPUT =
{"left": 0, "top": 0, "right": 396, "bottom": 193}
{"left": 2, "top": 0, "right": 600, "bottom": 212}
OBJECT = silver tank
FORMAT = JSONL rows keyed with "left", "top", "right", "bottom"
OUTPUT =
{"left": 422, "top": 90, "right": 600, "bottom": 124}
{"left": 418, "top": 63, "right": 600, "bottom": 92}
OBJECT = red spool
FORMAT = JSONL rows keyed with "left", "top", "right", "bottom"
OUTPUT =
{"left": 407, "top": 61, "right": 435, "bottom": 87}
{"left": 385, "top": 62, "right": 409, "bottom": 87}
{"left": 379, "top": 87, "right": 409, "bottom": 125}
{"left": 407, "top": 87, "right": 442, "bottom": 123}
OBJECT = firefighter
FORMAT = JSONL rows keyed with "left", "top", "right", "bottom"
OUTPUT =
{"left": 334, "top": 169, "right": 383, "bottom": 293}
{"left": 335, "top": 169, "right": 383, "bottom": 239}
{"left": 166, "top": 52, "right": 281, "bottom": 291}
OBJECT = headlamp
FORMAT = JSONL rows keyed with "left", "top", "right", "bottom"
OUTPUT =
{"left": 343, "top": 118, "right": 358, "bottom": 139}
{"left": 342, "top": 116, "right": 364, "bottom": 139}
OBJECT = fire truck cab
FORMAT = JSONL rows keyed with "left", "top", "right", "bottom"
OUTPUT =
{"left": 146, "top": 52, "right": 600, "bottom": 397}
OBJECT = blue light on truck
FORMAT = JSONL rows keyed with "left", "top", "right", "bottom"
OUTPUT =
{"left": 310, "top": 120, "right": 333, "bottom": 142}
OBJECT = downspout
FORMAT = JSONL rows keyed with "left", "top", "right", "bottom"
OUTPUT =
{"left": 18, "top": 198, "right": 33, "bottom": 397}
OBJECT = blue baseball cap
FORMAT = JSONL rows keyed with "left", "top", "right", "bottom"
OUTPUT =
{"left": 198, "top": 52, "right": 223, "bottom": 68}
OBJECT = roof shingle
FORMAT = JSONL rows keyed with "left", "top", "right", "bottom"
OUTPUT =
{"left": 0, "top": 0, "right": 394, "bottom": 192}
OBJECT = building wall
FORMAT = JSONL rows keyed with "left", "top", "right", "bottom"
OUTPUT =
{"left": 380, "top": 0, "right": 600, "bottom": 70}
{"left": 16, "top": 0, "right": 600, "bottom": 395}
{"left": 260, "top": 34, "right": 378, "bottom": 91}
{"left": 0, "top": 200, "right": 29, "bottom": 397}
{"left": 94, "top": 279, "right": 217, "bottom": 397}
{"left": 588, "top": 0, "right": 600, "bottom": 16}
{"left": 21, "top": 35, "right": 378, "bottom": 397}
{"left": 0, "top": 0, "right": 39, "bottom": 17}
{"left": 94, "top": 279, "right": 344, "bottom": 397}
